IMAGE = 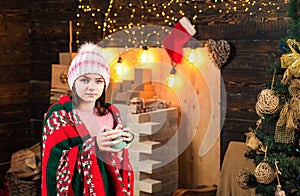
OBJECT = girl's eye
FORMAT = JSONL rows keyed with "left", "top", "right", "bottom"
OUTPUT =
{"left": 96, "top": 79, "right": 105, "bottom": 84}
{"left": 80, "top": 79, "right": 89, "bottom": 83}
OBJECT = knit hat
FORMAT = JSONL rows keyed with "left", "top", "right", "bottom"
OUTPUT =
{"left": 67, "top": 42, "right": 110, "bottom": 90}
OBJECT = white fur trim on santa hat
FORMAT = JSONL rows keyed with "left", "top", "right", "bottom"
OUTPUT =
{"left": 179, "top": 17, "right": 196, "bottom": 36}
{"left": 67, "top": 42, "right": 110, "bottom": 90}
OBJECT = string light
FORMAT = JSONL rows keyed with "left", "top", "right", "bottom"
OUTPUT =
{"left": 75, "top": 0, "right": 288, "bottom": 45}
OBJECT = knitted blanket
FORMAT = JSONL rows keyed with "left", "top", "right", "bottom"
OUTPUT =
{"left": 42, "top": 95, "right": 134, "bottom": 196}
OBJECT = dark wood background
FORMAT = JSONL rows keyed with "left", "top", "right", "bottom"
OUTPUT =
{"left": 0, "top": 0, "right": 289, "bottom": 186}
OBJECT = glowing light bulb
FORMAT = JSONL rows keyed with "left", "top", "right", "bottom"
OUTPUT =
{"left": 140, "top": 46, "right": 148, "bottom": 63}
{"left": 189, "top": 49, "right": 195, "bottom": 63}
{"left": 167, "top": 74, "right": 175, "bottom": 87}
{"left": 167, "top": 67, "right": 176, "bottom": 87}
{"left": 115, "top": 57, "right": 123, "bottom": 76}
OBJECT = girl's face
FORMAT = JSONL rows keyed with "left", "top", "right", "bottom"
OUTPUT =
{"left": 74, "top": 73, "right": 105, "bottom": 104}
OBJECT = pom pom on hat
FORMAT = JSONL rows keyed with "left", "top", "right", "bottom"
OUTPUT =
{"left": 67, "top": 42, "right": 110, "bottom": 90}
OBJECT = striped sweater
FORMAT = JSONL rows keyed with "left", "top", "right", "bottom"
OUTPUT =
{"left": 42, "top": 95, "right": 134, "bottom": 195}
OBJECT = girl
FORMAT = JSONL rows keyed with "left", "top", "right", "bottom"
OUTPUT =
{"left": 42, "top": 43, "right": 134, "bottom": 195}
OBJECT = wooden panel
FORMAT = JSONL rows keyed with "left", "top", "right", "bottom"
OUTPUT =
{"left": 0, "top": 0, "right": 28, "bottom": 7}
{"left": 0, "top": 82, "right": 29, "bottom": 105}
{"left": 31, "top": 62, "right": 52, "bottom": 81}
{"left": 30, "top": 80, "right": 51, "bottom": 101}
{"left": 31, "top": 23, "right": 75, "bottom": 41}
{"left": 0, "top": 64, "right": 30, "bottom": 83}
{"left": 30, "top": 80, "right": 51, "bottom": 120}
{"left": 0, "top": 10, "right": 29, "bottom": 35}
{"left": 0, "top": 120, "right": 31, "bottom": 136}
{"left": 0, "top": 1, "right": 31, "bottom": 182}
{"left": 0, "top": 103, "right": 30, "bottom": 123}
{"left": 28, "top": 1, "right": 76, "bottom": 155}
{"left": 226, "top": 40, "right": 283, "bottom": 69}
{"left": 0, "top": 43, "right": 30, "bottom": 66}
{"left": 198, "top": 20, "right": 289, "bottom": 40}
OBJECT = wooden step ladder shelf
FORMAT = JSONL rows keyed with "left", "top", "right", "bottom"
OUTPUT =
{"left": 127, "top": 107, "right": 179, "bottom": 196}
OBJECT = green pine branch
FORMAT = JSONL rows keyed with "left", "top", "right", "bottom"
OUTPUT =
{"left": 246, "top": 0, "right": 300, "bottom": 194}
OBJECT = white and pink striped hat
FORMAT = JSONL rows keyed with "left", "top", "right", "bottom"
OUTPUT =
{"left": 67, "top": 42, "right": 110, "bottom": 90}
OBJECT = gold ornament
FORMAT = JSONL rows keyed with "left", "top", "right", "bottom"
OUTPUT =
{"left": 254, "top": 147, "right": 276, "bottom": 184}
{"left": 236, "top": 169, "right": 252, "bottom": 190}
{"left": 288, "top": 79, "right": 300, "bottom": 98}
{"left": 255, "top": 89, "right": 280, "bottom": 117}
{"left": 245, "top": 129, "right": 266, "bottom": 154}
{"left": 289, "top": 60, "right": 300, "bottom": 78}
{"left": 254, "top": 161, "right": 276, "bottom": 184}
{"left": 281, "top": 39, "right": 300, "bottom": 84}
{"left": 276, "top": 97, "right": 300, "bottom": 131}
{"left": 281, "top": 53, "right": 297, "bottom": 69}
{"left": 275, "top": 78, "right": 300, "bottom": 143}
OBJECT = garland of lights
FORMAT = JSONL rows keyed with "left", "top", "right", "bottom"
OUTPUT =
{"left": 75, "top": 0, "right": 289, "bottom": 46}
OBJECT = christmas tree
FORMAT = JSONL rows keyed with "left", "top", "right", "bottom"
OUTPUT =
{"left": 238, "top": 0, "right": 300, "bottom": 195}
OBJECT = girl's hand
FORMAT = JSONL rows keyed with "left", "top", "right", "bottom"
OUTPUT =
{"left": 115, "top": 124, "right": 134, "bottom": 144}
{"left": 122, "top": 127, "right": 134, "bottom": 144}
{"left": 96, "top": 125, "right": 124, "bottom": 152}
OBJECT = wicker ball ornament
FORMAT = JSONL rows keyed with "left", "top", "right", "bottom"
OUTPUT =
{"left": 236, "top": 169, "right": 252, "bottom": 189}
{"left": 254, "top": 161, "right": 276, "bottom": 184}
{"left": 255, "top": 89, "right": 280, "bottom": 116}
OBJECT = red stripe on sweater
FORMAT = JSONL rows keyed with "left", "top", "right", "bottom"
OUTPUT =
{"left": 91, "top": 145, "right": 105, "bottom": 195}
{"left": 42, "top": 125, "right": 79, "bottom": 196}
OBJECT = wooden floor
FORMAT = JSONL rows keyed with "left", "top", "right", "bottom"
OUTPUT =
{"left": 172, "top": 185, "right": 217, "bottom": 196}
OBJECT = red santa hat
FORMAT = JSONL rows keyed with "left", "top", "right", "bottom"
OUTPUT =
{"left": 162, "top": 17, "right": 196, "bottom": 64}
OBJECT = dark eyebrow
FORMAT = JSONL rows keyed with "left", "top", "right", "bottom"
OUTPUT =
{"left": 81, "top": 75, "right": 103, "bottom": 80}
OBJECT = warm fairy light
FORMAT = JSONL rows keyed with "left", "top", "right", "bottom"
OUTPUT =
{"left": 75, "top": 0, "right": 288, "bottom": 44}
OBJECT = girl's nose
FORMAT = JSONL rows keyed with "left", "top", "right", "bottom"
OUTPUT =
{"left": 87, "top": 82, "right": 96, "bottom": 90}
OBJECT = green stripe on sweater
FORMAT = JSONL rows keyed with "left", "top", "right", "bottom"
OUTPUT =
{"left": 43, "top": 101, "right": 73, "bottom": 125}
{"left": 72, "top": 163, "right": 84, "bottom": 196}
{"left": 46, "top": 136, "right": 82, "bottom": 196}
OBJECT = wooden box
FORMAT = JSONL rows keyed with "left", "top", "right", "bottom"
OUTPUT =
{"left": 59, "top": 52, "right": 77, "bottom": 65}
{"left": 134, "top": 68, "right": 151, "bottom": 85}
{"left": 51, "top": 64, "right": 70, "bottom": 90}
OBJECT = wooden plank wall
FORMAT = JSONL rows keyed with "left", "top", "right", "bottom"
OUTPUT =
{"left": 0, "top": 0, "right": 32, "bottom": 182}
{"left": 0, "top": 0, "right": 290, "bottom": 187}
{"left": 29, "top": 0, "right": 76, "bottom": 140}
